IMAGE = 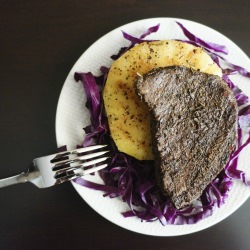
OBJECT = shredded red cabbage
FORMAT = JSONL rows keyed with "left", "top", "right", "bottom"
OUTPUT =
{"left": 73, "top": 22, "right": 250, "bottom": 225}
{"left": 176, "top": 21, "right": 229, "bottom": 55}
{"left": 121, "top": 23, "right": 159, "bottom": 45}
{"left": 111, "top": 23, "right": 160, "bottom": 60}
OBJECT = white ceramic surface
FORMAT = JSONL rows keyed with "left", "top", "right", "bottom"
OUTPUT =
{"left": 55, "top": 18, "right": 250, "bottom": 236}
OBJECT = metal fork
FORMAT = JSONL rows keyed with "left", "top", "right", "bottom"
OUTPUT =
{"left": 0, "top": 145, "right": 109, "bottom": 188}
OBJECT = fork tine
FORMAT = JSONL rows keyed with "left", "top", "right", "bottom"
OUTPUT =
{"left": 54, "top": 158, "right": 109, "bottom": 182}
{"left": 70, "top": 145, "right": 108, "bottom": 154}
{"left": 51, "top": 145, "right": 110, "bottom": 185}
{"left": 75, "top": 163, "right": 108, "bottom": 176}
{"left": 54, "top": 156, "right": 110, "bottom": 176}
{"left": 54, "top": 163, "right": 109, "bottom": 185}
{"left": 53, "top": 155, "right": 110, "bottom": 178}
{"left": 53, "top": 145, "right": 108, "bottom": 160}
{"left": 52, "top": 150, "right": 109, "bottom": 171}
{"left": 78, "top": 156, "right": 110, "bottom": 168}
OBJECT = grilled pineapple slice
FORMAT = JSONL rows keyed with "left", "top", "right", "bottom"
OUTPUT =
{"left": 103, "top": 40, "right": 222, "bottom": 160}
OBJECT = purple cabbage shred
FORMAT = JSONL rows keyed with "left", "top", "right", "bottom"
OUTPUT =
{"left": 176, "top": 21, "right": 228, "bottom": 55}
{"left": 111, "top": 23, "right": 160, "bottom": 60}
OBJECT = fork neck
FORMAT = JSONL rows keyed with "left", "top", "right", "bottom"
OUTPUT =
{"left": 0, "top": 170, "right": 38, "bottom": 188}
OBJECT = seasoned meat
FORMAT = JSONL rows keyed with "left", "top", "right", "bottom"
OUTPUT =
{"left": 135, "top": 66, "right": 237, "bottom": 209}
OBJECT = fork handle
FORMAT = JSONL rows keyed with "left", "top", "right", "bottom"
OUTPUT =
{"left": 0, "top": 172, "right": 29, "bottom": 188}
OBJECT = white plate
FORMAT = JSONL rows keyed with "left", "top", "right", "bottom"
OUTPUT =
{"left": 55, "top": 17, "right": 250, "bottom": 236}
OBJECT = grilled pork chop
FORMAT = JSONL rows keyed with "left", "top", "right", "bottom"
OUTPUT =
{"left": 135, "top": 66, "right": 237, "bottom": 209}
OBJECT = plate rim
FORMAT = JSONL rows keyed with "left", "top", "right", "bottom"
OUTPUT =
{"left": 55, "top": 17, "right": 250, "bottom": 236}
